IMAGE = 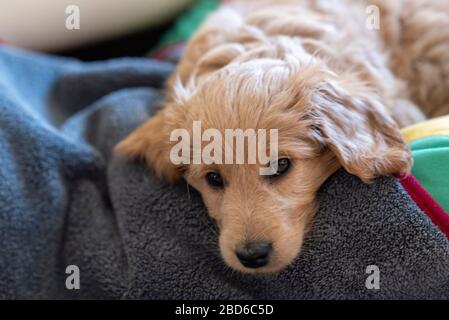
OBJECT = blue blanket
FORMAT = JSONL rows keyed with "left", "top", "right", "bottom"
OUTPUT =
{"left": 1, "top": 46, "right": 449, "bottom": 299}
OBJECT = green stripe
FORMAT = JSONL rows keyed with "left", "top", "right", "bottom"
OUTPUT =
{"left": 151, "top": 0, "right": 220, "bottom": 54}
{"left": 409, "top": 136, "right": 449, "bottom": 213}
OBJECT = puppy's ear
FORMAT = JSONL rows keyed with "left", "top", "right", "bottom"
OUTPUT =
{"left": 115, "top": 109, "right": 182, "bottom": 183}
{"left": 312, "top": 81, "right": 412, "bottom": 183}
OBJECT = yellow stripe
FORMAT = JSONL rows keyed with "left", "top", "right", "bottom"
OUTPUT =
{"left": 401, "top": 115, "right": 449, "bottom": 143}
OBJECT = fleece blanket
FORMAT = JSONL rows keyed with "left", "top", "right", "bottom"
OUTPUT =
{"left": 1, "top": 46, "right": 449, "bottom": 299}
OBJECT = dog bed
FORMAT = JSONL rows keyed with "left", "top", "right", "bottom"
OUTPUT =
{"left": 1, "top": 46, "right": 449, "bottom": 299}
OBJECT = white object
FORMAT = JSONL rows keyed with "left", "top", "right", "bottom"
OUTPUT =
{"left": 0, "top": 0, "right": 192, "bottom": 51}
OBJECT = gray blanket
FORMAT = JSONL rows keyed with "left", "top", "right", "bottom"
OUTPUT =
{"left": 1, "top": 46, "right": 449, "bottom": 299}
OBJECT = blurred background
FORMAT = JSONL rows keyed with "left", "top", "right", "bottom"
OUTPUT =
{"left": 0, "top": 0, "right": 203, "bottom": 60}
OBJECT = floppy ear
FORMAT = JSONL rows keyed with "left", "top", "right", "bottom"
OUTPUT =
{"left": 115, "top": 109, "right": 182, "bottom": 183}
{"left": 312, "top": 81, "right": 412, "bottom": 183}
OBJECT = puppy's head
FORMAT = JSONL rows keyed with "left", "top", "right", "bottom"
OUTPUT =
{"left": 116, "top": 40, "right": 411, "bottom": 273}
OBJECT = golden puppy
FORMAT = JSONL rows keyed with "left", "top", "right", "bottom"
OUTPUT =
{"left": 116, "top": 0, "right": 449, "bottom": 273}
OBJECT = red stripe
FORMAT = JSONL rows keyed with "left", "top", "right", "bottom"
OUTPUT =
{"left": 399, "top": 175, "right": 449, "bottom": 239}
{"left": 151, "top": 42, "right": 186, "bottom": 61}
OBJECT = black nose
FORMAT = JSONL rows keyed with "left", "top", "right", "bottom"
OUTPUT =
{"left": 236, "top": 241, "right": 272, "bottom": 268}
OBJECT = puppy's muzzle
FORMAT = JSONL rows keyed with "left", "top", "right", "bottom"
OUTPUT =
{"left": 236, "top": 241, "right": 272, "bottom": 268}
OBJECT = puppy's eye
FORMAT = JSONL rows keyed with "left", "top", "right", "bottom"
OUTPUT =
{"left": 271, "top": 158, "right": 291, "bottom": 177}
{"left": 206, "top": 171, "right": 224, "bottom": 188}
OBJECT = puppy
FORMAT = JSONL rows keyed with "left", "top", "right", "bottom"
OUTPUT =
{"left": 116, "top": 0, "right": 449, "bottom": 273}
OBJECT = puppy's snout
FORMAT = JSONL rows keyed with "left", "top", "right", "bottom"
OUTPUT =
{"left": 236, "top": 241, "right": 272, "bottom": 268}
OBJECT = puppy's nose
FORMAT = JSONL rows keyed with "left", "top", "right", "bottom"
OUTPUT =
{"left": 236, "top": 241, "right": 272, "bottom": 268}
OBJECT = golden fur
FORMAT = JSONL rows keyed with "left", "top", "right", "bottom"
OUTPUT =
{"left": 116, "top": 0, "right": 449, "bottom": 273}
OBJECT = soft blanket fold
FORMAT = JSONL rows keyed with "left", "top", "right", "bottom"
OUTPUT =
{"left": 1, "top": 46, "right": 449, "bottom": 299}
